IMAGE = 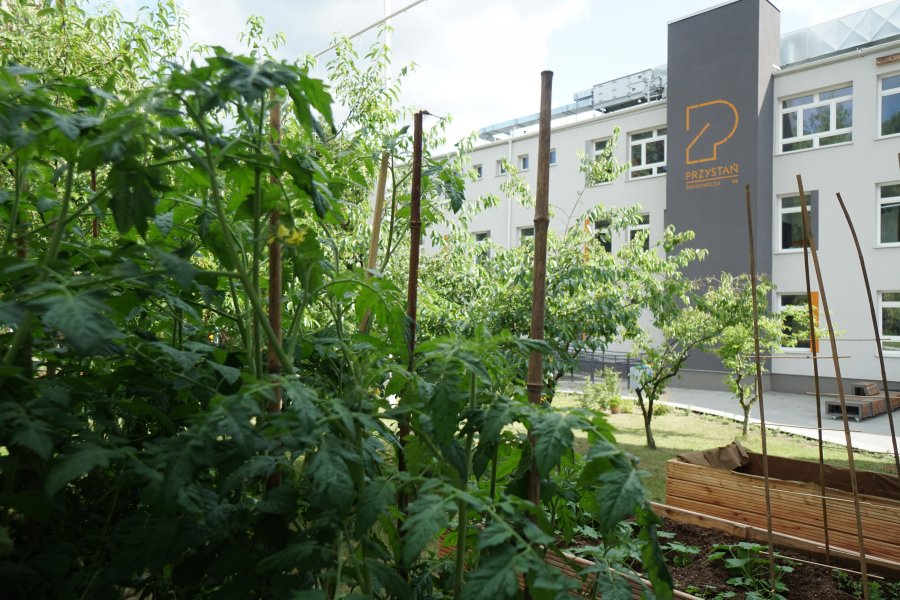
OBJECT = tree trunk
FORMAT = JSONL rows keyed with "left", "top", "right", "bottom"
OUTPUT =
{"left": 636, "top": 389, "right": 656, "bottom": 450}
{"left": 742, "top": 406, "right": 751, "bottom": 437}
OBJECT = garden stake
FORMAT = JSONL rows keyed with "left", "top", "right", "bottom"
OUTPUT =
{"left": 267, "top": 99, "right": 283, "bottom": 489}
{"left": 744, "top": 184, "right": 778, "bottom": 594}
{"left": 526, "top": 71, "right": 553, "bottom": 510}
{"left": 801, "top": 212, "right": 831, "bottom": 564}
{"left": 796, "top": 174, "right": 869, "bottom": 598}
{"left": 398, "top": 110, "right": 425, "bottom": 570}
{"left": 91, "top": 169, "right": 98, "bottom": 238}
{"left": 360, "top": 150, "right": 390, "bottom": 333}
{"left": 835, "top": 192, "right": 900, "bottom": 479}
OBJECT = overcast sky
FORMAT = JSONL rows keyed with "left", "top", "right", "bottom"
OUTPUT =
{"left": 111, "top": 0, "right": 879, "bottom": 144}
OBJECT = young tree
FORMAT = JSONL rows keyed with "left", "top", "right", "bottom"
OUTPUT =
{"left": 709, "top": 274, "right": 806, "bottom": 436}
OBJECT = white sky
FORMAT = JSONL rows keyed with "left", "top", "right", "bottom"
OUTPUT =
{"left": 112, "top": 0, "right": 878, "bottom": 144}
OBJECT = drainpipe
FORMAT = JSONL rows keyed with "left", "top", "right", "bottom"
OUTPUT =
{"left": 506, "top": 133, "right": 513, "bottom": 247}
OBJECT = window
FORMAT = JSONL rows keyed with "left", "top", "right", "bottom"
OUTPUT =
{"left": 881, "top": 74, "right": 900, "bottom": 137}
{"left": 473, "top": 164, "right": 483, "bottom": 179}
{"left": 778, "top": 193, "right": 815, "bottom": 251}
{"left": 629, "top": 128, "right": 666, "bottom": 178}
{"left": 628, "top": 214, "right": 650, "bottom": 250}
{"left": 518, "top": 226, "right": 534, "bottom": 243}
{"left": 594, "top": 219, "right": 612, "bottom": 252}
{"left": 778, "top": 292, "right": 819, "bottom": 350}
{"left": 496, "top": 159, "right": 507, "bottom": 176}
{"left": 879, "top": 183, "right": 900, "bottom": 246}
{"left": 593, "top": 139, "right": 609, "bottom": 160}
{"left": 549, "top": 148, "right": 557, "bottom": 165}
{"left": 881, "top": 292, "right": 900, "bottom": 351}
{"left": 780, "top": 85, "right": 852, "bottom": 152}
{"left": 518, "top": 154, "right": 529, "bottom": 171}
{"left": 474, "top": 231, "right": 491, "bottom": 262}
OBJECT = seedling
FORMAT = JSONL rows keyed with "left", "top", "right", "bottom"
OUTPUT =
{"left": 707, "top": 542, "right": 795, "bottom": 600}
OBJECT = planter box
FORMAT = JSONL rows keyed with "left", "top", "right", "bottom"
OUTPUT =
{"left": 665, "top": 444, "right": 900, "bottom": 563}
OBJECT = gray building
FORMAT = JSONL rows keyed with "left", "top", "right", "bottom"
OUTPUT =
{"left": 455, "top": 0, "right": 900, "bottom": 393}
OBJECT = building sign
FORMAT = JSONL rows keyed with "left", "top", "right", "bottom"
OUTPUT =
{"left": 684, "top": 99, "right": 740, "bottom": 190}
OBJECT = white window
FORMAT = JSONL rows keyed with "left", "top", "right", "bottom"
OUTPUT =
{"left": 496, "top": 159, "right": 507, "bottom": 176}
{"left": 881, "top": 74, "right": 900, "bottom": 137}
{"left": 518, "top": 154, "right": 529, "bottom": 171}
{"left": 518, "top": 226, "right": 534, "bottom": 244}
{"left": 881, "top": 292, "right": 900, "bottom": 352}
{"left": 780, "top": 85, "right": 852, "bottom": 152}
{"left": 629, "top": 128, "right": 666, "bottom": 178}
{"left": 627, "top": 214, "right": 650, "bottom": 250}
{"left": 778, "top": 292, "right": 818, "bottom": 350}
{"left": 592, "top": 139, "right": 609, "bottom": 161}
{"left": 474, "top": 231, "right": 491, "bottom": 262}
{"left": 473, "top": 164, "right": 483, "bottom": 179}
{"left": 878, "top": 183, "right": 900, "bottom": 246}
{"left": 594, "top": 219, "right": 612, "bottom": 253}
{"left": 549, "top": 148, "right": 557, "bottom": 165}
{"left": 778, "top": 194, "right": 814, "bottom": 252}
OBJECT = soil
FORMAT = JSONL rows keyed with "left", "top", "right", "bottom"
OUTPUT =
{"left": 658, "top": 517, "right": 895, "bottom": 599}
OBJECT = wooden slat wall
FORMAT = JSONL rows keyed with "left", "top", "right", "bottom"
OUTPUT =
{"left": 665, "top": 459, "right": 900, "bottom": 562}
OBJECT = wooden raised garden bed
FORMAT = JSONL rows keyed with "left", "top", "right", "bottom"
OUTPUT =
{"left": 665, "top": 442, "right": 900, "bottom": 564}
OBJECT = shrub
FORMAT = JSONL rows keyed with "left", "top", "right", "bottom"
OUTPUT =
{"left": 580, "top": 367, "right": 626, "bottom": 413}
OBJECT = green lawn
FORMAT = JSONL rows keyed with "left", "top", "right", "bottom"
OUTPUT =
{"left": 556, "top": 394, "right": 897, "bottom": 502}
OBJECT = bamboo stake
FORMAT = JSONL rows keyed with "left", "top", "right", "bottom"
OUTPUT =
{"left": 801, "top": 201, "right": 831, "bottom": 564}
{"left": 743, "top": 184, "right": 777, "bottom": 593}
{"left": 266, "top": 99, "right": 283, "bottom": 490}
{"left": 526, "top": 71, "right": 553, "bottom": 509}
{"left": 360, "top": 151, "right": 390, "bottom": 333}
{"left": 796, "top": 174, "right": 869, "bottom": 598}
{"left": 398, "top": 111, "right": 425, "bottom": 543}
{"left": 91, "top": 169, "right": 98, "bottom": 238}
{"left": 835, "top": 192, "right": 900, "bottom": 478}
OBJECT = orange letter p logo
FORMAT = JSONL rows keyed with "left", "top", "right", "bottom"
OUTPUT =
{"left": 685, "top": 100, "right": 739, "bottom": 165}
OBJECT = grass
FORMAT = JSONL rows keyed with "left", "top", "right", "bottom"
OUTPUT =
{"left": 556, "top": 393, "right": 897, "bottom": 502}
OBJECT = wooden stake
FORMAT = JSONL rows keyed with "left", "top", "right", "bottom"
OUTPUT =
{"left": 744, "top": 184, "right": 778, "bottom": 593}
{"left": 526, "top": 71, "right": 553, "bottom": 508}
{"left": 360, "top": 151, "right": 390, "bottom": 333}
{"left": 267, "top": 99, "right": 283, "bottom": 490}
{"left": 835, "top": 192, "right": 900, "bottom": 479}
{"left": 801, "top": 203, "right": 831, "bottom": 564}
{"left": 91, "top": 169, "right": 98, "bottom": 238}
{"left": 796, "top": 174, "right": 869, "bottom": 598}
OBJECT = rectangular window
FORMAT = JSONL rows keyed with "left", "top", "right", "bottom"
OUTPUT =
{"left": 473, "top": 164, "right": 483, "bottom": 179}
{"left": 518, "top": 154, "right": 529, "bottom": 171}
{"left": 474, "top": 231, "right": 491, "bottom": 262}
{"left": 496, "top": 159, "right": 507, "bottom": 176}
{"left": 594, "top": 219, "right": 612, "bottom": 253}
{"left": 881, "top": 292, "right": 900, "bottom": 351}
{"left": 628, "top": 214, "right": 650, "bottom": 250}
{"left": 879, "top": 183, "right": 900, "bottom": 246}
{"left": 778, "top": 292, "right": 819, "bottom": 350}
{"left": 518, "top": 226, "right": 534, "bottom": 243}
{"left": 781, "top": 85, "right": 852, "bottom": 152}
{"left": 629, "top": 128, "right": 666, "bottom": 178}
{"left": 881, "top": 74, "right": 900, "bottom": 137}
{"left": 549, "top": 148, "right": 557, "bottom": 165}
{"left": 593, "top": 139, "right": 609, "bottom": 160}
{"left": 778, "top": 194, "right": 814, "bottom": 251}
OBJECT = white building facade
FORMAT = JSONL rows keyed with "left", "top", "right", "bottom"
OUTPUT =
{"left": 458, "top": 0, "right": 900, "bottom": 393}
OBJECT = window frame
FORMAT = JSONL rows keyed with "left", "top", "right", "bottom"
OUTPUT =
{"left": 473, "top": 164, "right": 483, "bottom": 180}
{"left": 593, "top": 219, "right": 612, "bottom": 253}
{"left": 779, "top": 84, "right": 853, "bottom": 153}
{"left": 549, "top": 148, "right": 557, "bottom": 165}
{"left": 879, "top": 291, "right": 900, "bottom": 353}
{"left": 776, "top": 192, "right": 815, "bottom": 253}
{"left": 518, "top": 154, "right": 530, "bottom": 171}
{"left": 628, "top": 127, "right": 667, "bottom": 179}
{"left": 627, "top": 214, "right": 650, "bottom": 250}
{"left": 777, "top": 292, "right": 819, "bottom": 353}
{"left": 878, "top": 182, "right": 900, "bottom": 247}
{"left": 474, "top": 230, "right": 491, "bottom": 262}
{"left": 880, "top": 73, "right": 900, "bottom": 138}
{"left": 518, "top": 226, "right": 534, "bottom": 244}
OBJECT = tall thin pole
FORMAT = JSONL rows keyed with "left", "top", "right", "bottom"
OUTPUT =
{"left": 801, "top": 222, "right": 831, "bottom": 563}
{"left": 360, "top": 151, "right": 390, "bottom": 333}
{"left": 744, "top": 185, "right": 777, "bottom": 593}
{"left": 796, "top": 175, "right": 869, "bottom": 598}
{"left": 526, "top": 71, "right": 553, "bottom": 508}
{"left": 835, "top": 192, "right": 900, "bottom": 478}
{"left": 266, "top": 99, "right": 283, "bottom": 490}
{"left": 90, "top": 169, "right": 98, "bottom": 238}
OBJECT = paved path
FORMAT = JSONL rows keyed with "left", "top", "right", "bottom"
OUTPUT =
{"left": 660, "top": 386, "right": 900, "bottom": 455}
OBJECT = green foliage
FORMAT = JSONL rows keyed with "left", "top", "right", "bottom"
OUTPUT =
{"left": 579, "top": 368, "right": 629, "bottom": 413}
{"left": 832, "top": 567, "right": 900, "bottom": 600}
{"left": 707, "top": 542, "right": 795, "bottom": 600}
